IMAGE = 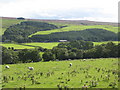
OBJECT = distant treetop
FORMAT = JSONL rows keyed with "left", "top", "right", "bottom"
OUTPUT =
{"left": 17, "top": 17, "right": 25, "bottom": 20}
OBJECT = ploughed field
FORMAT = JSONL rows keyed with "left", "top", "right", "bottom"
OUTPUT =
{"left": 1, "top": 58, "right": 118, "bottom": 88}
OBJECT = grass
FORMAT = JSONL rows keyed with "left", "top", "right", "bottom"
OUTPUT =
{"left": 0, "top": 18, "right": 26, "bottom": 35}
{"left": 22, "top": 42, "right": 59, "bottom": 49}
{"left": 0, "top": 43, "right": 34, "bottom": 49}
{"left": 1, "top": 41, "right": 119, "bottom": 49}
{"left": 1, "top": 42, "right": 60, "bottom": 49}
{"left": 93, "top": 41, "right": 120, "bottom": 46}
{"left": 29, "top": 25, "right": 118, "bottom": 37}
{"left": 1, "top": 58, "right": 118, "bottom": 88}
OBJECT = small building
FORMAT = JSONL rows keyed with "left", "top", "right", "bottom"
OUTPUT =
{"left": 59, "top": 40, "right": 67, "bottom": 42}
{"left": 4, "top": 40, "right": 11, "bottom": 43}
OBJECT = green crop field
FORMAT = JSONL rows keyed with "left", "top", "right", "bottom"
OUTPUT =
{"left": 29, "top": 25, "right": 118, "bottom": 37}
{"left": 1, "top": 58, "right": 118, "bottom": 88}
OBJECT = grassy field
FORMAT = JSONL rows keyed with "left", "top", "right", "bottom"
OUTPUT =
{"left": 1, "top": 42, "right": 60, "bottom": 49}
{"left": 93, "top": 41, "right": 120, "bottom": 46}
{"left": 0, "top": 43, "right": 34, "bottom": 49}
{"left": 0, "top": 18, "right": 25, "bottom": 35}
{"left": 1, "top": 41, "right": 119, "bottom": 49}
{"left": 22, "top": 42, "right": 59, "bottom": 49}
{"left": 29, "top": 25, "right": 118, "bottom": 37}
{"left": 1, "top": 58, "right": 118, "bottom": 88}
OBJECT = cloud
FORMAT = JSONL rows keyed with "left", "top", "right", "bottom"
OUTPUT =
{"left": 0, "top": 0, "right": 119, "bottom": 22}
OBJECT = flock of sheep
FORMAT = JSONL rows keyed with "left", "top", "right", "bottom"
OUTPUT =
{"left": 3, "top": 58, "right": 118, "bottom": 88}
{"left": 5, "top": 62, "right": 73, "bottom": 70}
{"left": 5, "top": 59, "right": 87, "bottom": 70}
{"left": 5, "top": 65, "right": 34, "bottom": 70}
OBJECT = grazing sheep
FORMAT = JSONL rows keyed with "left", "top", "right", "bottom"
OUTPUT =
{"left": 5, "top": 65, "right": 9, "bottom": 69}
{"left": 82, "top": 84, "right": 88, "bottom": 88}
{"left": 83, "top": 59, "right": 86, "bottom": 61}
{"left": 69, "top": 63, "right": 72, "bottom": 67}
{"left": 28, "top": 67, "right": 34, "bottom": 70}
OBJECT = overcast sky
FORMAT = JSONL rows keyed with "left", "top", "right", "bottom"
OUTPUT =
{"left": 0, "top": 0, "right": 119, "bottom": 22}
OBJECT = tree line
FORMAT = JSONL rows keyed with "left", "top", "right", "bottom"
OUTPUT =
{"left": 2, "top": 40, "right": 120, "bottom": 64}
{"left": 2, "top": 20, "right": 119, "bottom": 43}
{"left": 2, "top": 21, "right": 58, "bottom": 43}
{"left": 30, "top": 29, "right": 118, "bottom": 42}
{"left": 42, "top": 40, "right": 119, "bottom": 61}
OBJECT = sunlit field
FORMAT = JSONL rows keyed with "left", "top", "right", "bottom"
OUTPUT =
{"left": 1, "top": 58, "right": 118, "bottom": 88}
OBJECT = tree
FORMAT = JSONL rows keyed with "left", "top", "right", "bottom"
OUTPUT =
{"left": 52, "top": 47, "right": 69, "bottom": 60}
{"left": 105, "top": 42, "right": 117, "bottom": 57}
{"left": 18, "top": 49, "right": 42, "bottom": 63}
{"left": 2, "top": 46, "right": 19, "bottom": 64}
{"left": 42, "top": 50, "right": 55, "bottom": 61}
{"left": 68, "top": 52, "right": 76, "bottom": 59}
{"left": 76, "top": 50, "right": 84, "bottom": 59}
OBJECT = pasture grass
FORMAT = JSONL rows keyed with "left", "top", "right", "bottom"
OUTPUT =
{"left": 1, "top": 41, "right": 119, "bottom": 49}
{"left": 29, "top": 25, "right": 118, "bottom": 37}
{"left": 1, "top": 42, "right": 60, "bottom": 49}
{"left": 1, "top": 58, "right": 118, "bottom": 88}
{"left": 93, "top": 41, "right": 120, "bottom": 46}
{"left": 0, "top": 43, "right": 34, "bottom": 49}
{"left": 22, "top": 42, "right": 60, "bottom": 49}
{"left": 1, "top": 18, "right": 25, "bottom": 35}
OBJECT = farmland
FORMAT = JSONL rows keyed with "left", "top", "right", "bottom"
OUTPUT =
{"left": 1, "top": 41, "right": 119, "bottom": 50}
{"left": 22, "top": 42, "right": 59, "bottom": 49}
{"left": 0, "top": 43, "right": 34, "bottom": 49}
{"left": 1, "top": 18, "right": 119, "bottom": 43}
{"left": 0, "top": 18, "right": 25, "bottom": 35}
{"left": 1, "top": 42, "right": 60, "bottom": 49}
{"left": 29, "top": 25, "right": 118, "bottom": 37}
{"left": 1, "top": 17, "right": 119, "bottom": 89}
{"left": 93, "top": 41, "right": 119, "bottom": 46}
{"left": 1, "top": 58, "right": 118, "bottom": 88}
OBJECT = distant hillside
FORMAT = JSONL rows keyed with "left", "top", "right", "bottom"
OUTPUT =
{"left": 30, "top": 29, "right": 118, "bottom": 42}
{"left": 1, "top": 17, "right": 119, "bottom": 43}
{"left": 0, "top": 17, "right": 25, "bottom": 35}
{"left": 2, "top": 21, "right": 58, "bottom": 43}
{"left": 1, "top": 16, "right": 118, "bottom": 26}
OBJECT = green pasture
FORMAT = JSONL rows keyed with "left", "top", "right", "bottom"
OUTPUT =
{"left": 1, "top": 42, "right": 60, "bottom": 49}
{"left": 1, "top": 58, "right": 118, "bottom": 88}
{"left": 0, "top": 18, "right": 25, "bottom": 35}
{"left": 29, "top": 25, "right": 118, "bottom": 37}
{"left": 1, "top": 41, "right": 119, "bottom": 49}
{"left": 22, "top": 42, "right": 59, "bottom": 49}
{"left": 0, "top": 43, "right": 34, "bottom": 49}
{"left": 93, "top": 41, "right": 120, "bottom": 46}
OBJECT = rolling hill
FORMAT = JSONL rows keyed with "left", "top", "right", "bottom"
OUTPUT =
{"left": 1, "top": 17, "right": 119, "bottom": 43}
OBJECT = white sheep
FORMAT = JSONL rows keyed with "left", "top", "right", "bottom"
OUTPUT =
{"left": 5, "top": 65, "right": 10, "bottom": 69}
{"left": 69, "top": 63, "right": 72, "bottom": 67}
{"left": 28, "top": 67, "right": 34, "bottom": 70}
{"left": 83, "top": 59, "right": 86, "bottom": 61}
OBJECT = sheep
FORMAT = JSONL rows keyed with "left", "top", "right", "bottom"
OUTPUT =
{"left": 5, "top": 65, "right": 9, "bottom": 69}
{"left": 83, "top": 59, "right": 86, "bottom": 61}
{"left": 28, "top": 67, "right": 34, "bottom": 70}
{"left": 69, "top": 63, "right": 72, "bottom": 67}
{"left": 82, "top": 84, "right": 88, "bottom": 88}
